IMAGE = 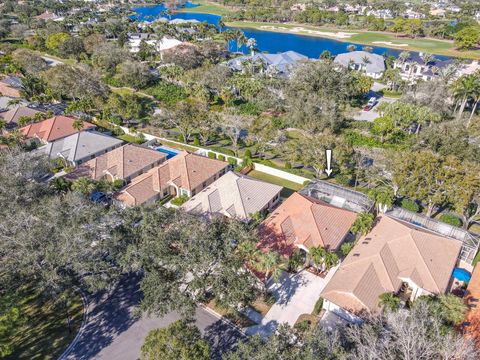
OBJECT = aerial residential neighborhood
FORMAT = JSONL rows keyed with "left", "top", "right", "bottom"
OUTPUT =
{"left": 1, "top": 0, "right": 480, "bottom": 360}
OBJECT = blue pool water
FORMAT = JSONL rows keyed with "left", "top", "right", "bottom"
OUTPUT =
{"left": 156, "top": 146, "right": 179, "bottom": 160}
{"left": 132, "top": 4, "right": 450, "bottom": 60}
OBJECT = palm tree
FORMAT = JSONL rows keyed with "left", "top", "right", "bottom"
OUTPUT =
{"left": 467, "top": 72, "right": 480, "bottom": 126}
{"left": 420, "top": 52, "right": 434, "bottom": 65}
{"left": 398, "top": 51, "right": 411, "bottom": 64}
{"left": 222, "top": 29, "right": 236, "bottom": 51}
{"left": 246, "top": 37, "right": 257, "bottom": 56}
{"left": 7, "top": 98, "right": 21, "bottom": 107}
{"left": 323, "top": 251, "right": 339, "bottom": 270}
{"left": 256, "top": 251, "right": 285, "bottom": 284}
{"left": 436, "top": 294, "right": 468, "bottom": 325}
{"left": 368, "top": 187, "right": 394, "bottom": 213}
{"left": 379, "top": 292, "right": 400, "bottom": 312}
{"left": 351, "top": 212, "right": 375, "bottom": 236}
{"left": 71, "top": 177, "right": 96, "bottom": 195}
{"left": 238, "top": 241, "right": 261, "bottom": 266}
{"left": 308, "top": 246, "right": 326, "bottom": 270}
{"left": 452, "top": 73, "right": 479, "bottom": 120}
{"left": 72, "top": 119, "right": 84, "bottom": 131}
{"left": 236, "top": 31, "right": 247, "bottom": 53}
{"left": 347, "top": 44, "right": 356, "bottom": 52}
{"left": 0, "top": 119, "right": 6, "bottom": 135}
{"left": 217, "top": 19, "right": 226, "bottom": 33}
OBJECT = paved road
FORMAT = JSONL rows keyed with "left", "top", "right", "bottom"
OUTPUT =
{"left": 64, "top": 274, "right": 245, "bottom": 360}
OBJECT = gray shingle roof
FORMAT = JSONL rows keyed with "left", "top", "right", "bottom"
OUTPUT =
{"left": 45, "top": 131, "right": 123, "bottom": 163}
{"left": 182, "top": 171, "right": 282, "bottom": 220}
{"left": 334, "top": 51, "right": 386, "bottom": 74}
{"left": 227, "top": 51, "right": 308, "bottom": 74}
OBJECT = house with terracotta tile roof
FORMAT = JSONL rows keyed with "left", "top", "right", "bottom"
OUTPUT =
{"left": 181, "top": 171, "right": 282, "bottom": 221}
{"left": 19, "top": 116, "right": 96, "bottom": 143}
{"left": 320, "top": 215, "right": 462, "bottom": 322}
{"left": 66, "top": 144, "right": 166, "bottom": 184}
{"left": 0, "top": 106, "right": 43, "bottom": 128}
{"left": 115, "top": 151, "right": 229, "bottom": 207}
{"left": 257, "top": 192, "right": 358, "bottom": 258}
{"left": 464, "top": 266, "right": 480, "bottom": 348}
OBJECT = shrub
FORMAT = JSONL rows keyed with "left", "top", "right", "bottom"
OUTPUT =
{"left": 228, "top": 157, "right": 237, "bottom": 166}
{"left": 193, "top": 137, "right": 200, "bottom": 146}
{"left": 313, "top": 297, "right": 324, "bottom": 315}
{"left": 178, "top": 134, "right": 185, "bottom": 143}
{"left": 244, "top": 149, "right": 252, "bottom": 159}
{"left": 285, "top": 161, "right": 292, "bottom": 169}
{"left": 294, "top": 320, "right": 311, "bottom": 333}
{"left": 144, "top": 82, "right": 187, "bottom": 106}
{"left": 401, "top": 198, "right": 420, "bottom": 213}
{"left": 218, "top": 154, "right": 225, "bottom": 162}
{"left": 112, "top": 179, "right": 125, "bottom": 190}
{"left": 334, "top": 174, "right": 351, "bottom": 186}
{"left": 341, "top": 242, "right": 355, "bottom": 257}
{"left": 439, "top": 213, "right": 462, "bottom": 227}
{"left": 208, "top": 152, "right": 216, "bottom": 159}
{"left": 171, "top": 195, "right": 189, "bottom": 206}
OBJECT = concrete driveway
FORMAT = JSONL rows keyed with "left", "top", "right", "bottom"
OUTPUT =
{"left": 353, "top": 97, "right": 396, "bottom": 122}
{"left": 246, "top": 267, "right": 338, "bottom": 337}
{"left": 62, "top": 273, "right": 245, "bottom": 360}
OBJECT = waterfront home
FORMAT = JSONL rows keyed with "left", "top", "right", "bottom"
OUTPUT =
{"left": 257, "top": 192, "right": 358, "bottom": 258}
{"left": 44, "top": 131, "right": 124, "bottom": 166}
{"left": 334, "top": 51, "right": 386, "bottom": 79}
{"left": 115, "top": 151, "right": 228, "bottom": 207}
{"left": 0, "top": 106, "right": 43, "bottom": 129}
{"left": 129, "top": 34, "right": 183, "bottom": 54}
{"left": 181, "top": 171, "right": 282, "bottom": 221}
{"left": 226, "top": 51, "right": 308, "bottom": 77}
{"left": 67, "top": 144, "right": 166, "bottom": 184}
{"left": 393, "top": 53, "right": 456, "bottom": 82}
{"left": 320, "top": 215, "right": 462, "bottom": 322}
{"left": 365, "top": 9, "right": 393, "bottom": 19}
{"left": 19, "top": 116, "right": 96, "bottom": 144}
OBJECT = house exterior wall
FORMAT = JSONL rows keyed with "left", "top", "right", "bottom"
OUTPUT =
{"left": 322, "top": 299, "right": 364, "bottom": 324}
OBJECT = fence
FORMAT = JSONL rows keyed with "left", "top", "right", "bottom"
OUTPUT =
{"left": 253, "top": 163, "right": 309, "bottom": 185}
{"left": 387, "top": 207, "right": 480, "bottom": 264}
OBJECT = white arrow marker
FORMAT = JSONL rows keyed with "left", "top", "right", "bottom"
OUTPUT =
{"left": 325, "top": 149, "right": 332, "bottom": 177}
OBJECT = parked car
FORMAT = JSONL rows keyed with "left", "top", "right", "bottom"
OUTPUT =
{"left": 364, "top": 97, "right": 378, "bottom": 111}
{"left": 90, "top": 192, "right": 110, "bottom": 206}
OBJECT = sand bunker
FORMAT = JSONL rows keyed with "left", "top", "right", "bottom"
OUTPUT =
{"left": 259, "top": 25, "right": 357, "bottom": 39}
{"left": 372, "top": 41, "right": 408, "bottom": 47}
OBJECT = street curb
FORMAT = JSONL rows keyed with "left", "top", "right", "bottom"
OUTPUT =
{"left": 199, "top": 304, "right": 247, "bottom": 338}
{"left": 57, "top": 290, "right": 89, "bottom": 360}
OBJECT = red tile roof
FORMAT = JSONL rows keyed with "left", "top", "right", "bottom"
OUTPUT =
{"left": 19, "top": 116, "right": 95, "bottom": 142}
{"left": 116, "top": 151, "right": 228, "bottom": 207}
{"left": 465, "top": 266, "right": 480, "bottom": 348}
{"left": 258, "top": 192, "right": 358, "bottom": 257}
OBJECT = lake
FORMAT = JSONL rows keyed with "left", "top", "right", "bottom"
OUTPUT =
{"left": 132, "top": 4, "right": 449, "bottom": 60}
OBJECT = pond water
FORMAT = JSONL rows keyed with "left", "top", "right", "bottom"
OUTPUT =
{"left": 132, "top": 3, "right": 450, "bottom": 60}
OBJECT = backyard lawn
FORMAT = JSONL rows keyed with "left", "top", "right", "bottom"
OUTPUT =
{"left": 247, "top": 170, "right": 303, "bottom": 198}
{"left": 177, "top": 0, "right": 235, "bottom": 16}
{"left": 4, "top": 288, "right": 84, "bottom": 360}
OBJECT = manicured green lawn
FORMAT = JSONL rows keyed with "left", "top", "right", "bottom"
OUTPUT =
{"left": 116, "top": 134, "right": 143, "bottom": 144}
{"left": 225, "top": 21, "right": 480, "bottom": 60}
{"left": 247, "top": 170, "right": 303, "bottom": 198}
{"left": 5, "top": 288, "right": 84, "bottom": 360}
{"left": 177, "top": 1, "right": 234, "bottom": 16}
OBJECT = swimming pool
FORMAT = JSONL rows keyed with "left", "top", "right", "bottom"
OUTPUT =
{"left": 156, "top": 146, "right": 179, "bottom": 160}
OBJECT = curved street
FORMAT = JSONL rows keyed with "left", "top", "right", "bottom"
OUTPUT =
{"left": 62, "top": 274, "right": 245, "bottom": 360}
